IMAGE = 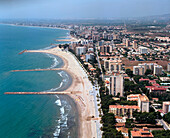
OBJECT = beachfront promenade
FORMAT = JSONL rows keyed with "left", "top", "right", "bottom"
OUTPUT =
{"left": 6, "top": 47, "right": 99, "bottom": 138}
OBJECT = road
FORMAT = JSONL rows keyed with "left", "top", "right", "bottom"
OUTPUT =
{"left": 159, "top": 119, "right": 170, "bottom": 130}
{"left": 95, "top": 45, "right": 104, "bottom": 80}
{"left": 92, "top": 81, "right": 103, "bottom": 138}
{"left": 131, "top": 77, "right": 142, "bottom": 92}
{"left": 152, "top": 105, "right": 170, "bottom": 130}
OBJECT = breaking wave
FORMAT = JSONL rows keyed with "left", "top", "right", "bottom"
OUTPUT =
{"left": 53, "top": 96, "right": 71, "bottom": 137}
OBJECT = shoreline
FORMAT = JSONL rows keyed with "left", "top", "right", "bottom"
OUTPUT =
{"left": 0, "top": 23, "right": 80, "bottom": 42}
{"left": 2, "top": 23, "right": 96, "bottom": 137}
{"left": 57, "top": 95, "right": 79, "bottom": 138}
{"left": 25, "top": 47, "right": 97, "bottom": 138}
{"left": 0, "top": 23, "right": 71, "bottom": 31}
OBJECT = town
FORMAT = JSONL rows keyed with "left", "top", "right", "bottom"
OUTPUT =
{"left": 6, "top": 19, "right": 170, "bottom": 138}
{"left": 61, "top": 21, "right": 170, "bottom": 138}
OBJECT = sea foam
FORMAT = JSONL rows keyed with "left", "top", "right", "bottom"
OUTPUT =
{"left": 54, "top": 97, "right": 71, "bottom": 137}
{"left": 46, "top": 53, "right": 59, "bottom": 69}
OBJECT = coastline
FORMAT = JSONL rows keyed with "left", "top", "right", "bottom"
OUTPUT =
{"left": 57, "top": 95, "right": 79, "bottom": 138}
{"left": 0, "top": 24, "right": 82, "bottom": 138}
{"left": 1, "top": 23, "right": 79, "bottom": 42}
{"left": 25, "top": 47, "right": 97, "bottom": 138}
{"left": 2, "top": 23, "right": 95, "bottom": 137}
{"left": 0, "top": 23, "right": 71, "bottom": 31}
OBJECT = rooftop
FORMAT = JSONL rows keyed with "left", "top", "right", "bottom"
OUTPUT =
{"left": 109, "top": 105, "right": 139, "bottom": 109}
{"left": 131, "top": 127, "right": 154, "bottom": 138}
{"left": 117, "top": 127, "right": 128, "bottom": 133}
{"left": 139, "top": 94, "right": 149, "bottom": 102}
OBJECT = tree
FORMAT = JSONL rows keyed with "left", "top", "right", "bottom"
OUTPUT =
{"left": 145, "top": 69, "right": 152, "bottom": 76}
{"left": 163, "top": 112, "right": 170, "bottom": 124}
{"left": 125, "top": 119, "right": 134, "bottom": 128}
{"left": 125, "top": 69, "right": 133, "bottom": 77}
{"left": 152, "top": 130, "right": 170, "bottom": 138}
{"left": 133, "top": 111, "right": 162, "bottom": 124}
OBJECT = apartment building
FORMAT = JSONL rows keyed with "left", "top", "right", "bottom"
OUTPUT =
{"left": 76, "top": 47, "right": 86, "bottom": 55}
{"left": 163, "top": 101, "right": 170, "bottom": 113}
{"left": 139, "top": 47, "right": 148, "bottom": 54}
{"left": 110, "top": 75, "right": 124, "bottom": 97}
{"left": 127, "top": 94, "right": 149, "bottom": 112}
{"left": 133, "top": 40, "right": 138, "bottom": 49}
{"left": 109, "top": 105, "right": 140, "bottom": 118}
{"left": 131, "top": 127, "right": 154, "bottom": 138}
{"left": 104, "top": 60, "right": 122, "bottom": 73}
{"left": 133, "top": 66, "right": 145, "bottom": 75}
{"left": 167, "top": 63, "right": 170, "bottom": 72}
{"left": 133, "top": 63, "right": 163, "bottom": 75}
{"left": 154, "top": 65, "right": 163, "bottom": 75}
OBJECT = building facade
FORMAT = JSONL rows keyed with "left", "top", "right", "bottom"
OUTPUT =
{"left": 139, "top": 47, "right": 148, "bottom": 54}
{"left": 109, "top": 105, "right": 140, "bottom": 118}
{"left": 110, "top": 75, "right": 124, "bottom": 97}
{"left": 133, "top": 63, "right": 163, "bottom": 75}
{"left": 85, "top": 53, "right": 94, "bottom": 62}
{"left": 131, "top": 127, "right": 154, "bottom": 138}
{"left": 76, "top": 47, "right": 86, "bottom": 55}
{"left": 104, "top": 57, "right": 123, "bottom": 73}
{"left": 126, "top": 39, "right": 130, "bottom": 47}
{"left": 163, "top": 101, "right": 170, "bottom": 113}
{"left": 133, "top": 66, "right": 145, "bottom": 75}
{"left": 133, "top": 40, "right": 137, "bottom": 49}
{"left": 167, "top": 63, "right": 170, "bottom": 72}
{"left": 138, "top": 94, "right": 149, "bottom": 112}
{"left": 127, "top": 94, "right": 149, "bottom": 112}
{"left": 154, "top": 65, "right": 163, "bottom": 75}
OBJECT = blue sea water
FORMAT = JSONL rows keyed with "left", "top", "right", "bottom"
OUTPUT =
{"left": 0, "top": 24, "right": 75, "bottom": 138}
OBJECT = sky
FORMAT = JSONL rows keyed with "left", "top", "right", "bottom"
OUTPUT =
{"left": 0, "top": 0, "right": 170, "bottom": 19}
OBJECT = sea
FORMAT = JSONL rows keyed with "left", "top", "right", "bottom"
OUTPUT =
{"left": 0, "top": 24, "right": 79, "bottom": 138}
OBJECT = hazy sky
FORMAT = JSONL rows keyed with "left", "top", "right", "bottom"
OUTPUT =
{"left": 0, "top": 0, "right": 170, "bottom": 19}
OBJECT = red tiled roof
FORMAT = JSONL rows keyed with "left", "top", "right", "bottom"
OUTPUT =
{"left": 158, "top": 109, "right": 164, "bottom": 114}
{"left": 109, "top": 105, "right": 139, "bottom": 109}
{"left": 145, "top": 86, "right": 167, "bottom": 91}
{"left": 105, "top": 80, "right": 110, "bottom": 84}
{"left": 149, "top": 80, "right": 157, "bottom": 84}
{"left": 151, "top": 87, "right": 167, "bottom": 91}
{"left": 152, "top": 98, "right": 158, "bottom": 100}
{"left": 139, "top": 79, "right": 150, "bottom": 81}
{"left": 152, "top": 83, "right": 160, "bottom": 86}
{"left": 115, "top": 123, "right": 125, "bottom": 127}
{"left": 131, "top": 128, "right": 154, "bottom": 137}
{"left": 128, "top": 95, "right": 139, "bottom": 98}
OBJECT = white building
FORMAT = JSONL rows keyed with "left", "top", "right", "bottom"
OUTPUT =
{"left": 163, "top": 101, "right": 170, "bottom": 113}
{"left": 154, "top": 65, "right": 163, "bottom": 75}
{"left": 133, "top": 40, "right": 138, "bottom": 49}
{"left": 138, "top": 94, "right": 149, "bottom": 112}
{"left": 133, "top": 63, "right": 163, "bottom": 76}
{"left": 110, "top": 75, "right": 124, "bottom": 97}
{"left": 88, "top": 48, "right": 94, "bottom": 52}
{"left": 81, "top": 40, "right": 88, "bottom": 45}
{"left": 133, "top": 66, "right": 145, "bottom": 75}
{"left": 126, "top": 39, "right": 130, "bottom": 47}
{"left": 76, "top": 47, "right": 86, "bottom": 55}
{"left": 85, "top": 53, "right": 94, "bottom": 62}
{"left": 127, "top": 94, "right": 149, "bottom": 112}
{"left": 167, "top": 63, "right": 170, "bottom": 72}
{"left": 139, "top": 47, "right": 148, "bottom": 54}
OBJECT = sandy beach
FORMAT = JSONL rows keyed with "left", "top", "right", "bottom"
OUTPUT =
{"left": 26, "top": 47, "right": 97, "bottom": 138}
{"left": 56, "top": 36, "right": 79, "bottom": 42}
